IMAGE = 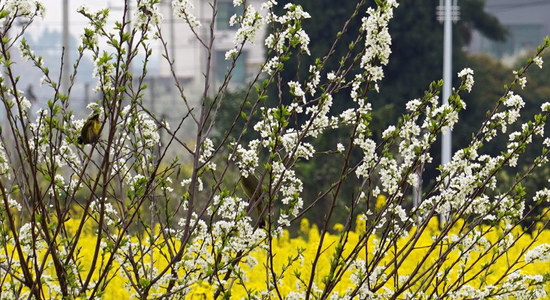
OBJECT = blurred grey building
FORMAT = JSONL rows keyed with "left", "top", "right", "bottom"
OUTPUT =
{"left": 467, "top": 0, "right": 550, "bottom": 58}
{"left": 159, "top": 0, "right": 267, "bottom": 90}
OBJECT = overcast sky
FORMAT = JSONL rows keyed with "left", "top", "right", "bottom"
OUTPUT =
{"left": 15, "top": 1, "right": 153, "bottom": 107}
{"left": 29, "top": 0, "right": 123, "bottom": 38}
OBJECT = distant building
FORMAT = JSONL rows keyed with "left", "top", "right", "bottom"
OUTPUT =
{"left": 467, "top": 0, "right": 550, "bottom": 59}
{"left": 159, "top": 0, "right": 267, "bottom": 92}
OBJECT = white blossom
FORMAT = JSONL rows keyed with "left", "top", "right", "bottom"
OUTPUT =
{"left": 172, "top": 0, "right": 201, "bottom": 27}
{"left": 458, "top": 68, "right": 474, "bottom": 92}
{"left": 524, "top": 244, "right": 550, "bottom": 263}
{"left": 4, "top": 0, "right": 46, "bottom": 18}
{"left": 133, "top": 0, "right": 164, "bottom": 33}
{"left": 92, "top": 52, "right": 115, "bottom": 93}
{"left": 225, "top": 48, "right": 238, "bottom": 60}
{"left": 533, "top": 56, "right": 544, "bottom": 68}
{"left": 288, "top": 81, "right": 306, "bottom": 104}
{"left": 233, "top": 5, "right": 264, "bottom": 47}
{"left": 233, "top": 140, "right": 260, "bottom": 177}
{"left": 261, "top": 0, "right": 277, "bottom": 10}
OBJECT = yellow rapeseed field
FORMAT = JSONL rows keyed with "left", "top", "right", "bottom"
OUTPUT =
{"left": 41, "top": 215, "right": 549, "bottom": 299}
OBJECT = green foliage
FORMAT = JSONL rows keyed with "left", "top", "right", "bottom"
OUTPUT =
{"left": 258, "top": 0, "right": 510, "bottom": 225}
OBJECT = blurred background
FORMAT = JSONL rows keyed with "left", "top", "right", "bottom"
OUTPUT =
{"left": 14, "top": 0, "right": 550, "bottom": 127}
{"left": 9, "top": 0, "right": 550, "bottom": 226}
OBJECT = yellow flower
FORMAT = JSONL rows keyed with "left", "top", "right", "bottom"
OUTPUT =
{"left": 375, "top": 194, "right": 386, "bottom": 210}
{"left": 300, "top": 218, "right": 310, "bottom": 236}
{"left": 333, "top": 223, "right": 345, "bottom": 232}
{"left": 355, "top": 214, "right": 366, "bottom": 235}
{"left": 187, "top": 281, "right": 214, "bottom": 300}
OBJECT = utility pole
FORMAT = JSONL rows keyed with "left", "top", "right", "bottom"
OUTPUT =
{"left": 440, "top": 0, "right": 458, "bottom": 170}
{"left": 170, "top": 4, "right": 176, "bottom": 68}
{"left": 436, "top": 0, "right": 460, "bottom": 225}
{"left": 170, "top": 3, "right": 176, "bottom": 107}
{"left": 62, "top": 0, "right": 70, "bottom": 93}
{"left": 84, "top": 82, "right": 90, "bottom": 105}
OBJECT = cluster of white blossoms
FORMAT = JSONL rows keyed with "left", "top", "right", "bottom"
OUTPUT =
{"left": 78, "top": 5, "right": 111, "bottom": 52}
{"left": 458, "top": 68, "right": 474, "bottom": 92}
{"left": 28, "top": 109, "right": 78, "bottom": 173}
{"left": 450, "top": 229, "right": 491, "bottom": 261}
{"left": 199, "top": 138, "right": 216, "bottom": 171}
{"left": 433, "top": 145, "right": 526, "bottom": 221}
{"left": 2, "top": 0, "right": 45, "bottom": 19}
{"left": 231, "top": 139, "right": 260, "bottom": 178}
{"left": 254, "top": 106, "right": 283, "bottom": 148}
{"left": 349, "top": 2, "right": 400, "bottom": 199}
{"left": 271, "top": 161, "right": 303, "bottom": 229}
{"left": 483, "top": 91, "right": 525, "bottom": 141}
{"left": 0, "top": 144, "right": 11, "bottom": 180}
{"left": 48, "top": 174, "right": 66, "bottom": 198}
{"left": 306, "top": 65, "right": 321, "bottom": 96}
{"left": 358, "top": 0, "right": 398, "bottom": 91}
{"left": 378, "top": 157, "right": 400, "bottom": 196}
{"left": 503, "top": 92, "right": 525, "bottom": 121}
{"left": 3, "top": 89, "right": 32, "bottom": 120}
{"left": 533, "top": 55, "right": 544, "bottom": 68}
{"left": 428, "top": 149, "right": 483, "bottom": 216}
{"left": 5, "top": 193, "right": 21, "bottom": 212}
{"left": 133, "top": 0, "right": 164, "bottom": 33}
{"left": 264, "top": 3, "right": 311, "bottom": 55}
{"left": 172, "top": 0, "right": 201, "bottom": 28}
{"left": 505, "top": 115, "right": 545, "bottom": 168}
{"left": 18, "top": 223, "right": 45, "bottom": 258}
{"left": 176, "top": 194, "right": 267, "bottom": 292}
{"left": 446, "top": 285, "right": 497, "bottom": 300}
{"left": 304, "top": 94, "right": 339, "bottom": 138}
{"left": 261, "top": 55, "right": 280, "bottom": 75}
{"left": 423, "top": 61, "right": 538, "bottom": 223}
{"left": 513, "top": 70, "right": 528, "bottom": 89}
{"left": 224, "top": 48, "right": 238, "bottom": 60}
{"left": 280, "top": 129, "right": 315, "bottom": 160}
{"left": 18, "top": 39, "right": 36, "bottom": 64}
{"left": 498, "top": 271, "right": 547, "bottom": 299}
{"left": 136, "top": 112, "right": 161, "bottom": 148}
{"left": 231, "top": 4, "right": 264, "bottom": 47}
{"left": 288, "top": 81, "right": 306, "bottom": 104}
{"left": 398, "top": 95, "right": 447, "bottom": 186}
{"left": 92, "top": 52, "right": 115, "bottom": 93}
{"left": 533, "top": 187, "right": 550, "bottom": 203}
{"left": 345, "top": 260, "right": 391, "bottom": 299}
{"left": 524, "top": 243, "right": 550, "bottom": 264}
{"left": 431, "top": 62, "right": 550, "bottom": 226}
{"left": 112, "top": 106, "right": 165, "bottom": 184}
{"left": 90, "top": 198, "right": 120, "bottom": 227}
{"left": 254, "top": 61, "right": 336, "bottom": 229}
{"left": 368, "top": 73, "right": 471, "bottom": 225}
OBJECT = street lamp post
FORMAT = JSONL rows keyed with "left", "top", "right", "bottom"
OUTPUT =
{"left": 434, "top": 0, "right": 460, "bottom": 225}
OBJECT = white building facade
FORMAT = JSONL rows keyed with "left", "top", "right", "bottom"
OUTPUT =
{"left": 467, "top": 0, "right": 550, "bottom": 60}
{"left": 159, "top": 0, "right": 268, "bottom": 91}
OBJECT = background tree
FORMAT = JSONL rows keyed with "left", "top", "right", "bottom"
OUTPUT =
{"left": 2, "top": 0, "right": 550, "bottom": 298}
{"left": 228, "top": 0, "right": 509, "bottom": 226}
